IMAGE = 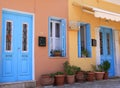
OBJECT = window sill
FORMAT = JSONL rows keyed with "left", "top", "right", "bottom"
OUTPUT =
{"left": 78, "top": 57, "right": 92, "bottom": 59}
{"left": 49, "top": 56, "right": 68, "bottom": 59}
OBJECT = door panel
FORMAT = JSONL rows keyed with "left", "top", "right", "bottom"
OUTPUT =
{"left": 1, "top": 13, "right": 17, "bottom": 82}
{"left": 0, "top": 11, "right": 33, "bottom": 82}
{"left": 100, "top": 27, "right": 114, "bottom": 77}
{"left": 17, "top": 15, "right": 33, "bottom": 81}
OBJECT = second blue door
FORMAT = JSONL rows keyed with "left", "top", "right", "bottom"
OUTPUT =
{"left": 0, "top": 10, "right": 33, "bottom": 82}
{"left": 100, "top": 27, "right": 114, "bottom": 77}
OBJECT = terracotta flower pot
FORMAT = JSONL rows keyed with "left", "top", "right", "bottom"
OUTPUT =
{"left": 67, "top": 75, "right": 75, "bottom": 84}
{"left": 103, "top": 72, "right": 108, "bottom": 80}
{"left": 55, "top": 75, "right": 65, "bottom": 86}
{"left": 76, "top": 72, "right": 84, "bottom": 82}
{"left": 95, "top": 72, "right": 105, "bottom": 80}
{"left": 87, "top": 72, "right": 95, "bottom": 81}
{"left": 40, "top": 74, "right": 54, "bottom": 86}
{"left": 54, "top": 52, "right": 61, "bottom": 56}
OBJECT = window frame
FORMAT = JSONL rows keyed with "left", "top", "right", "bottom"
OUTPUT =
{"left": 50, "top": 20, "right": 61, "bottom": 51}
{"left": 80, "top": 25, "right": 87, "bottom": 51}
{"left": 78, "top": 23, "right": 92, "bottom": 58}
{"left": 5, "top": 20, "right": 13, "bottom": 52}
{"left": 48, "top": 17, "right": 66, "bottom": 57}
{"left": 22, "top": 23, "right": 29, "bottom": 52}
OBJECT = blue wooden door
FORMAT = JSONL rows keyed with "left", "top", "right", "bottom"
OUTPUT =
{"left": 100, "top": 27, "right": 114, "bottom": 77}
{"left": 0, "top": 11, "right": 33, "bottom": 82}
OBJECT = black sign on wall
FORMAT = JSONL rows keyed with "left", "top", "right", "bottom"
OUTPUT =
{"left": 91, "top": 39, "right": 97, "bottom": 46}
{"left": 38, "top": 36, "right": 46, "bottom": 46}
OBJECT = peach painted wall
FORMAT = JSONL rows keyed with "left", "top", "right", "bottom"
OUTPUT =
{"left": 34, "top": 0, "right": 68, "bottom": 84}
{"left": 0, "top": 0, "right": 68, "bottom": 85}
{"left": 69, "top": 0, "right": 120, "bottom": 71}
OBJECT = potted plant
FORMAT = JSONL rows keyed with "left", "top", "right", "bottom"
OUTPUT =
{"left": 102, "top": 60, "right": 111, "bottom": 79}
{"left": 66, "top": 66, "right": 75, "bottom": 84}
{"left": 51, "top": 49, "right": 62, "bottom": 56}
{"left": 75, "top": 67, "right": 85, "bottom": 82}
{"left": 94, "top": 64, "right": 105, "bottom": 80}
{"left": 86, "top": 71, "right": 95, "bottom": 82}
{"left": 55, "top": 71, "right": 65, "bottom": 86}
{"left": 40, "top": 73, "right": 55, "bottom": 86}
{"left": 81, "top": 49, "right": 88, "bottom": 57}
{"left": 63, "top": 61, "right": 75, "bottom": 84}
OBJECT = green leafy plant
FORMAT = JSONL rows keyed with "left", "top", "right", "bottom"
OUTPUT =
{"left": 92, "top": 64, "right": 104, "bottom": 72}
{"left": 50, "top": 49, "right": 62, "bottom": 56}
{"left": 66, "top": 67, "right": 75, "bottom": 75}
{"left": 63, "top": 61, "right": 74, "bottom": 75}
{"left": 63, "top": 61, "right": 81, "bottom": 75}
{"left": 102, "top": 60, "right": 110, "bottom": 72}
{"left": 49, "top": 73, "right": 56, "bottom": 78}
{"left": 92, "top": 60, "right": 110, "bottom": 72}
{"left": 63, "top": 61, "right": 69, "bottom": 72}
{"left": 54, "top": 50, "right": 61, "bottom": 52}
{"left": 97, "top": 64, "right": 104, "bottom": 72}
{"left": 71, "top": 65, "right": 81, "bottom": 73}
{"left": 55, "top": 71, "right": 64, "bottom": 75}
{"left": 81, "top": 49, "right": 88, "bottom": 57}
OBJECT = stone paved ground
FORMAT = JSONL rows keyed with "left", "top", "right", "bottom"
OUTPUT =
{"left": 37, "top": 78, "right": 120, "bottom": 88}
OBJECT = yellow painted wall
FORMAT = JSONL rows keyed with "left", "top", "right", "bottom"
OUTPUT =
{"left": 69, "top": 0, "right": 120, "bottom": 71}
{"left": 73, "top": 0, "right": 120, "bottom": 13}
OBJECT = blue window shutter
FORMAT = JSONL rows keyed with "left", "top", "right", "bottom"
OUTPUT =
{"left": 86, "top": 24, "right": 91, "bottom": 57}
{"left": 48, "top": 17, "right": 52, "bottom": 56}
{"left": 61, "top": 19, "right": 66, "bottom": 57}
{"left": 78, "top": 30, "right": 81, "bottom": 57}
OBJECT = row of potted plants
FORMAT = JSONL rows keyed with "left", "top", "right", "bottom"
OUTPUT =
{"left": 40, "top": 60, "right": 110, "bottom": 86}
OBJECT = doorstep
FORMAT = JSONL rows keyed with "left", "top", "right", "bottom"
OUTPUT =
{"left": 0, "top": 81, "right": 36, "bottom": 88}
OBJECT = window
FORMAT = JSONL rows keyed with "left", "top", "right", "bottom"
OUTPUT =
{"left": 78, "top": 24, "right": 91, "bottom": 57}
{"left": 49, "top": 17, "right": 66, "bottom": 57}
{"left": 22, "top": 23, "right": 28, "bottom": 51}
{"left": 80, "top": 25, "right": 86, "bottom": 50}
{"left": 100, "top": 32, "right": 103, "bottom": 55}
{"left": 55, "top": 23, "right": 60, "bottom": 38}
{"left": 6, "top": 21, "right": 12, "bottom": 51}
{"left": 106, "top": 33, "right": 110, "bottom": 55}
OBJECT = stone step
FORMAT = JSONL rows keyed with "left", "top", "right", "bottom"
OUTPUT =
{"left": 0, "top": 81, "right": 36, "bottom": 88}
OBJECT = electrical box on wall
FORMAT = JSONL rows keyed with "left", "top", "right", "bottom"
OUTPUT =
{"left": 69, "top": 21, "right": 79, "bottom": 31}
{"left": 38, "top": 36, "right": 46, "bottom": 46}
{"left": 91, "top": 39, "right": 97, "bottom": 46}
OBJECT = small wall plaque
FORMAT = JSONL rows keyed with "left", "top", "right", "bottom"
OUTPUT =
{"left": 38, "top": 36, "right": 46, "bottom": 46}
{"left": 91, "top": 39, "right": 97, "bottom": 46}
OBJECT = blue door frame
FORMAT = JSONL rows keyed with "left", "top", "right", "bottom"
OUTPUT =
{"left": 0, "top": 10, "right": 33, "bottom": 82}
{"left": 100, "top": 27, "right": 115, "bottom": 77}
